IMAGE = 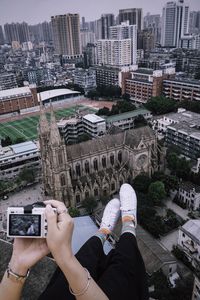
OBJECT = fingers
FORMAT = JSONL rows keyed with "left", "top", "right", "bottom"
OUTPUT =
{"left": 44, "top": 200, "right": 66, "bottom": 211}
{"left": 45, "top": 204, "right": 57, "bottom": 235}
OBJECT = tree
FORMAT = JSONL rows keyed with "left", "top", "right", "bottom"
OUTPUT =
{"left": 68, "top": 207, "right": 80, "bottom": 217}
{"left": 152, "top": 172, "right": 179, "bottom": 194}
{"left": 148, "top": 181, "right": 166, "bottom": 206}
{"left": 18, "top": 168, "right": 35, "bottom": 184}
{"left": 133, "top": 174, "right": 152, "bottom": 193}
{"left": 145, "top": 96, "right": 177, "bottom": 115}
{"left": 134, "top": 115, "right": 147, "bottom": 128}
{"left": 96, "top": 106, "right": 110, "bottom": 116}
{"left": 82, "top": 197, "right": 98, "bottom": 214}
{"left": 122, "top": 93, "right": 130, "bottom": 101}
{"left": 14, "top": 137, "right": 26, "bottom": 144}
{"left": 77, "top": 133, "right": 91, "bottom": 143}
{"left": 1, "top": 136, "right": 12, "bottom": 147}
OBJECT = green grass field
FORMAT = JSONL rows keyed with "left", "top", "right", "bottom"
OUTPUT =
{"left": 0, "top": 105, "right": 95, "bottom": 142}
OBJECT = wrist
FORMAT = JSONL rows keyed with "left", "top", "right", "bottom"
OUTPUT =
{"left": 53, "top": 246, "right": 74, "bottom": 266}
{"left": 9, "top": 256, "right": 29, "bottom": 276}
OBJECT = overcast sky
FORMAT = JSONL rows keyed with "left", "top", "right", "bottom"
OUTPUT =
{"left": 0, "top": 0, "right": 200, "bottom": 25}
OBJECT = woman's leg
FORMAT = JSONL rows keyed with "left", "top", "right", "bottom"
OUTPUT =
{"left": 98, "top": 184, "right": 149, "bottom": 300}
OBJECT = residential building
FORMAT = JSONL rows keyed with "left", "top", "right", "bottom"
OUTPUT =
{"left": 106, "top": 108, "right": 152, "bottom": 130}
{"left": 192, "top": 276, "right": 200, "bottom": 300}
{"left": 180, "top": 34, "right": 200, "bottom": 50}
{"left": 163, "top": 79, "right": 200, "bottom": 102}
{"left": 109, "top": 21, "right": 137, "bottom": 65}
{"left": 123, "top": 67, "right": 175, "bottom": 104}
{"left": 0, "top": 141, "right": 40, "bottom": 180}
{"left": 119, "top": 8, "right": 143, "bottom": 31}
{"left": 137, "top": 29, "right": 155, "bottom": 51}
{"left": 0, "top": 73, "right": 18, "bottom": 91}
{"left": 0, "top": 25, "right": 4, "bottom": 45}
{"left": 4, "top": 22, "right": 30, "bottom": 44}
{"left": 80, "top": 29, "right": 96, "bottom": 50}
{"left": 101, "top": 14, "right": 115, "bottom": 39}
{"left": 74, "top": 68, "right": 96, "bottom": 93}
{"left": 144, "top": 13, "right": 161, "bottom": 44}
{"left": 189, "top": 11, "right": 200, "bottom": 34}
{"left": 178, "top": 182, "right": 200, "bottom": 211}
{"left": 178, "top": 220, "right": 200, "bottom": 271}
{"left": 97, "top": 39, "right": 132, "bottom": 66}
{"left": 51, "top": 14, "right": 82, "bottom": 58}
{"left": 0, "top": 86, "right": 38, "bottom": 115}
{"left": 84, "top": 43, "right": 97, "bottom": 67}
{"left": 92, "top": 65, "right": 134, "bottom": 88}
{"left": 161, "top": 0, "right": 190, "bottom": 48}
{"left": 39, "top": 105, "right": 159, "bottom": 205}
{"left": 165, "top": 110, "right": 200, "bottom": 160}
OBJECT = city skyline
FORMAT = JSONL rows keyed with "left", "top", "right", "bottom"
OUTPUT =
{"left": 0, "top": 0, "right": 200, "bottom": 25}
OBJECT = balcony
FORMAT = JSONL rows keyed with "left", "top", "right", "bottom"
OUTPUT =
{"left": 182, "top": 240, "right": 198, "bottom": 255}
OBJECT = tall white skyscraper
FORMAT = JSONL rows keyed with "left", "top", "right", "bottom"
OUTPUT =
{"left": 161, "top": 0, "right": 190, "bottom": 47}
{"left": 97, "top": 39, "right": 132, "bottom": 66}
{"left": 109, "top": 21, "right": 137, "bottom": 65}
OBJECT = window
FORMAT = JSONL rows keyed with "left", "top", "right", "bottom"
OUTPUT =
{"left": 110, "top": 153, "right": 114, "bottom": 165}
{"left": 118, "top": 151, "right": 122, "bottom": 164}
{"left": 76, "top": 194, "right": 81, "bottom": 204}
{"left": 182, "top": 233, "right": 185, "bottom": 237}
{"left": 102, "top": 156, "right": 107, "bottom": 168}
{"left": 111, "top": 182, "right": 115, "bottom": 191}
{"left": 94, "top": 188, "right": 98, "bottom": 197}
{"left": 58, "top": 153, "right": 63, "bottom": 165}
{"left": 103, "top": 189, "right": 107, "bottom": 196}
{"left": 93, "top": 158, "right": 98, "bottom": 171}
{"left": 119, "top": 179, "right": 123, "bottom": 186}
{"left": 76, "top": 164, "right": 81, "bottom": 177}
{"left": 85, "top": 161, "right": 90, "bottom": 174}
{"left": 85, "top": 191, "right": 89, "bottom": 199}
{"left": 60, "top": 174, "right": 66, "bottom": 186}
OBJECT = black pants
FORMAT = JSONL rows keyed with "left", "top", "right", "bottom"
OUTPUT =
{"left": 38, "top": 233, "right": 149, "bottom": 300}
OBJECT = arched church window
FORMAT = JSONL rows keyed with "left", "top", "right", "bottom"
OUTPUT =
{"left": 110, "top": 153, "right": 114, "bottom": 166}
{"left": 76, "top": 163, "right": 81, "bottom": 177}
{"left": 85, "top": 191, "right": 90, "bottom": 199}
{"left": 93, "top": 158, "right": 98, "bottom": 171}
{"left": 119, "top": 179, "right": 123, "bottom": 187}
{"left": 60, "top": 174, "right": 66, "bottom": 186}
{"left": 85, "top": 161, "right": 90, "bottom": 174}
{"left": 118, "top": 151, "right": 122, "bottom": 164}
{"left": 111, "top": 182, "right": 115, "bottom": 191}
{"left": 76, "top": 194, "right": 81, "bottom": 204}
{"left": 69, "top": 167, "right": 72, "bottom": 177}
{"left": 94, "top": 188, "right": 99, "bottom": 197}
{"left": 102, "top": 156, "right": 107, "bottom": 168}
{"left": 58, "top": 152, "right": 63, "bottom": 165}
{"left": 103, "top": 188, "right": 107, "bottom": 196}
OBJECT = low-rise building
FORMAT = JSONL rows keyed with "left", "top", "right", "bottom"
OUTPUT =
{"left": 0, "top": 73, "right": 18, "bottom": 91}
{"left": 106, "top": 108, "right": 152, "bottom": 130}
{"left": 0, "top": 86, "right": 38, "bottom": 116}
{"left": 83, "top": 114, "right": 106, "bottom": 137}
{"left": 178, "top": 182, "right": 200, "bottom": 211}
{"left": 163, "top": 79, "right": 200, "bottom": 102}
{"left": 178, "top": 220, "right": 200, "bottom": 271}
{"left": 123, "top": 67, "right": 175, "bottom": 104}
{"left": 74, "top": 68, "right": 97, "bottom": 93}
{"left": 0, "top": 141, "right": 40, "bottom": 180}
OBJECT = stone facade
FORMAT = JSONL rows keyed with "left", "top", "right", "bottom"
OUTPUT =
{"left": 39, "top": 105, "right": 160, "bottom": 208}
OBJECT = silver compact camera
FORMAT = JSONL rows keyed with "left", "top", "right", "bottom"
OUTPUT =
{"left": 7, "top": 202, "right": 56, "bottom": 238}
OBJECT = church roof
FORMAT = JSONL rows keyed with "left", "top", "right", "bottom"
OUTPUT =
{"left": 67, "top": 126, "right": 154, "bottom": 160}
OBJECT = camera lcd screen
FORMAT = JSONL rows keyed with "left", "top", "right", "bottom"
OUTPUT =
{"left": 9, "top": 214, "right": 41, "bottom": 236}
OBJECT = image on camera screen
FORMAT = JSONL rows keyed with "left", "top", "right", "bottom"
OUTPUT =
{"left": 9, "top": 214, "right": 41, "bottom": 236}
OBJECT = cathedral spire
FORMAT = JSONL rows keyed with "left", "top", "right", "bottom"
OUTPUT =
{"left": 49, "top": 102, "right": 61, "bottom": 146}
{"left": 38, "top": 93, "right": 49, "bottom": 135}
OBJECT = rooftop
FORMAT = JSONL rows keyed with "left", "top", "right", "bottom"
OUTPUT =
{"left": 39, "top": 89, "right": 80, "bottom": 102}
{"left": 83, "top": 114, "right": 105, "bottom": 124}
{"left": 0, "top": 86, "right": 31, "bottom": 100}
{"left": 159, "top": 110, "right": 200, "bottom": 127}
{"left": 182, "top": 220, "right": 200, "bottom": 244}
{"left": 106, "top": 108, "right": 151, "bottom": 123}
{"left": 57, "top": 117, "right": 81, "bottom": 127}
{"left": 0, "top": 141, "right": 38, "bottom": 161}
{"left": 132, "top": 68, "right": 154, "bottom": 75}
{"left": 179, "top": 181, "right": 200, "bottom": 193}
{"left": 168, "top": 122, "right": 200, "bottom": 139}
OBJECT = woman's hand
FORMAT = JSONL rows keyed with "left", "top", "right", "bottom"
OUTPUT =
{"left": 10, "top": 238, "right": 49, "bottom": 276}
{"left": 44, "top": 200, "right": 74, "bottom": 263}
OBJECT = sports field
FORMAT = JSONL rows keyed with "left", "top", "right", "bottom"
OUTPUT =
{"left": 0, "top": 105, "right": 95, "bottom": 142}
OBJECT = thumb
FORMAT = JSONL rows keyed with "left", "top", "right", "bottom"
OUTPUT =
{"left": 45, "top": 204, "right": 57, "bottom": 235}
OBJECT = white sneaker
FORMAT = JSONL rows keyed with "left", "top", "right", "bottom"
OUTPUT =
{"left": 99, "top": 198, "right": 120, "bottom": 234}
{"left": 119, "top": 183, "right": 137, "bottom": 226}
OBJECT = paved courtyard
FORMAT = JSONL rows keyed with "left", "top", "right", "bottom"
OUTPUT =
{"left": 0, "top": 183, "right": 43, "bottom": 231}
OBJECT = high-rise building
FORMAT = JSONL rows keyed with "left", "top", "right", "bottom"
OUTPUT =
{"left": 42, "top": 22, "right": 53, "bottom": 43}
{"left": 4, "top": 22, "right": 30, "bottom": 44}
{"left": 84, "top": 43, "right": 97, "bottom": 67}
{"left": 101, "top": 14, "right": 115, "bottom": 39}
{"left": 97, "top": 39, "right": 132, "bottom": 66}
{"left": 109, "top": 21, "right": 137, "bottom": 64}
{"left": 0, "top": 25, "right": 4, "bottom": 45}
{"left": 80, "top": 29, "right": 96, "bottom": 50}
{"left": 138, "top": 29, "right": 155, "bottom": 51}
{"left": 189, "top": 11, "right": 200, "bottom": 34}
{"left": 51, "top": 13, "right": 82, "bottom": 57}
{"left": 144, "top": 13, "right": 161, "bottom": 44}
{"left": 119, "top": 8, "right": 143, "bottom": 31}
{"left": 161, "top": 0, "right": 190, "bottom": 48}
